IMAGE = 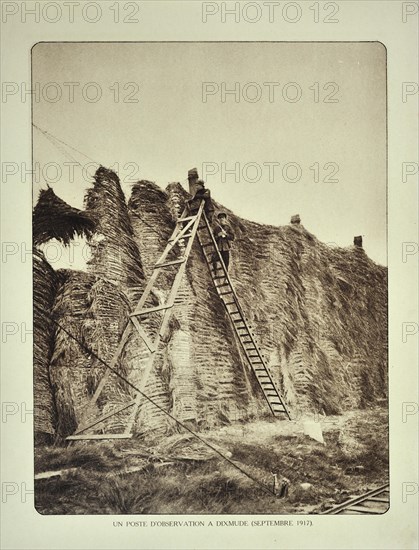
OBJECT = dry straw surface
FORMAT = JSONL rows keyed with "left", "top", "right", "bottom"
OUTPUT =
{"left": 33, "top": 168, "right": 387, "bottom": 442}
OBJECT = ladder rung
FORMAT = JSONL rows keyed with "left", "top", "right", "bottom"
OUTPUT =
{"left": 219, "top": 291, "right": 233, "bottom": 296}
{"left": 168, "top": 235, "right": 190, "bottom": 244}
{"left": 177, "top": 215, "right": 195, "bottom": 223}
{"left": 155, "top": 258, "right": 185, "bottom": 268}
{"left": 201, "top": 242, "right": 213, "bottom": 248}
{"left": 170, "top": 233, "right": 193, "bottom": 243}
{"left": 130, "top": 304, "right": 172, "bottom": 316}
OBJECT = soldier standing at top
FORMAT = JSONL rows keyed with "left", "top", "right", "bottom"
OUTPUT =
{"left": 186, "top": 168, "right": 214, "bottom": 223}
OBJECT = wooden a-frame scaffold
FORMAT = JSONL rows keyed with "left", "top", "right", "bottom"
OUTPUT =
{"left": 67, "top": 200, "right": 290, "bottom": 441}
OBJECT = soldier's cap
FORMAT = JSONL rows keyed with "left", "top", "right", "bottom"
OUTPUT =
{"left": 217, "top": 212, "right": 227, "bottom": 219}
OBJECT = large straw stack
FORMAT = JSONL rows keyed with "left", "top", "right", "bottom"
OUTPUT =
{"left": 33, "top": 248, "right": 59, "bottom": 443}
{"left": 33, "top": 168, "right": 388, "bottom": 442}
{"left": 33, "top": 187, "right": 95, "bottom": 246}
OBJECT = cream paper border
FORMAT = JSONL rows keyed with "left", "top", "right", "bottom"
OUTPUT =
{"left": 1, "top": 1, "right": 418, "bottom": 549}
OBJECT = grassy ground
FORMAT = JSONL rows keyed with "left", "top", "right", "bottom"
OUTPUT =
{"left": 34, "top": 406, "right": 388, "bottom": 515}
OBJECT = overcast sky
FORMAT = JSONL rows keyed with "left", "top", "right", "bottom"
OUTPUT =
{"left": 33, "top": 42, "right": 387, "bottom": 266}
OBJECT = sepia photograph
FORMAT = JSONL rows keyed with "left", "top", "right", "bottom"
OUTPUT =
{"left": 31, "top": 41, "right": 389, "bottom": 516}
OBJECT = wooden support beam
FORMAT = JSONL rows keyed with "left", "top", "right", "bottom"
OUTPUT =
{"left": 177, "top": 215, "right": 195, "bottom": 223}
{"left": 129, "top": 317, "right": 156, "bottom": 352}
{"left": 73, "top": 401, "right": 136, "bottom": 435}
{"left": 67, "top": 433, "right": 133, "bottom": 441}
{"left": 155, "top": 258, "right": 185, "bottom": 269}
{"left": 130, "top": 303, "right": 173, "bottom": 316}
{"left": 124, "top": 202, "right": 205, "bottom": 435}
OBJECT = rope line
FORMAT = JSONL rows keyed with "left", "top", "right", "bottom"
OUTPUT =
{"left": 32, "top": 125, "right": 203, "bottom": 249}
{"left": 35, "top": 304, "right": 276, "bottom": 497}
{"left": 33, "top": 123, "right": 99, "bottom": 165}
{"left": 34, "top": 124, "right": 81, "bottom": 166}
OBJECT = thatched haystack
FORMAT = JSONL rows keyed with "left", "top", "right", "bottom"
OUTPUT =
{"left": 84, "top": 167, "right": 144, "bottom": 299}
{"left": 33, "top": 248, "right": 60, "bottom": 443}
{"left": 33, "top": 187, "right": 95, "bottom": 246}
{"left": 44, "top": 168, "right": 147, "bottom": 438}
{"left": 33, "top": 187, "right": 98, "bottom": 442}
{"left": 127, "top": 180, "right": 259, "bottom": 436}
{"left": 225, "top": 219, "right": 387, "bottom": 415}
{"left": 49, "top": 269, "right": 135, "bottom": 438}
{"left": 33, "top": 167, "right": 387, "bottom": 442}
{"left": 128, "top": 180, "right": 175, "bottom": 278}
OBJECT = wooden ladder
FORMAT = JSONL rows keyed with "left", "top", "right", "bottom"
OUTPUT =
{"left": 196, "top": 213, "right": 291, "bottom": 420}
{"left": 67, "top": 201, "right": 206, "bottom": 440}
{"left": 66, "top": 200, "right": 290, "bottom": 441}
